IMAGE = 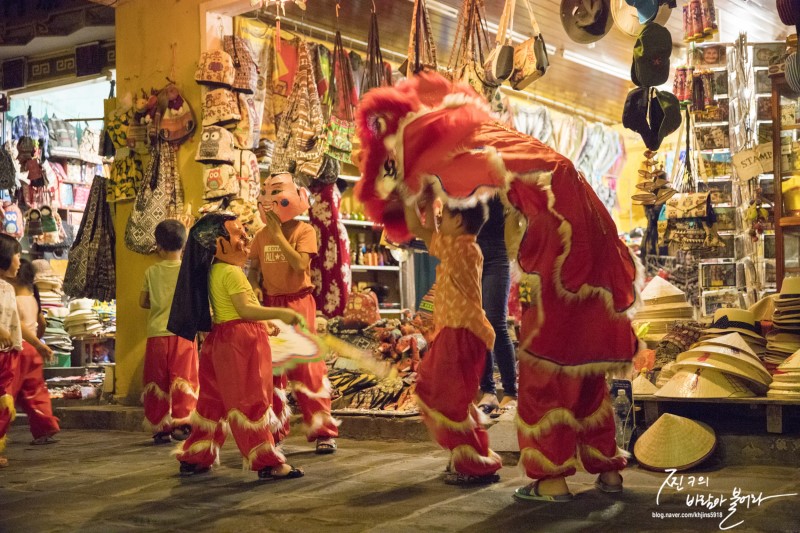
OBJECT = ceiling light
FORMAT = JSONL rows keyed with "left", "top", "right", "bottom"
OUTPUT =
{"left": 562, "top": 49, "right": 632, "bottom": 81}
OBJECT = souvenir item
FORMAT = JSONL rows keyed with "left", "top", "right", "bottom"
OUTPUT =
{"left": 233, "top": 149, "right": 260, "bottom": 203}
{"left": 195, "top": 49, "right": 236, "bottom": 88}
{"left": 125, "top": 142, "right": 184, "bottom": 255}
{"left": 47, "top": 116, "right": 80, "bottom": 159}
{"left": 343, "top": 289, "right": 381, "bottom": 328}
{"left": 27, "top": 208, "right": 43, "bottom": 236}
{"left": 2, "top": 201, "right": 24, "bottom": 238}
{"left": 560, "top": 0, "right": 613, "bottom": 44}
{"left": 402, "top": 0, "right": 438, "bottom": 75}
{"left": 258, "top": 172, "right": 310, "bottom": 223}
{"left": 202, "top": 88, "right": 241, "bottom": 127}
{"left": 325, "top": 30, "right": 358, "bottom": 163}
{"left": 510, "top": 0, "right": 549, "bottom": 90}
{"left": 361, "top": 8, "right": 389, "bottom": 95}
{"left": 196, "top": 126, "right": 236, "bottom": 164}
{"left": 483, "top": 0, "right": 515, "bottom": 85}
{"left": 611, "top": 0, "right": 672, "bottom": 37}
{"left": 631, "top": 22, "right": 672, "bottom": 88}
{"left": 223, "top": 35, "right": 259, "bottom": 94}
{"left": 623, "top": 88, "right": 681, "bottom": 151}
{"left": 203, "top": 164, "right": 239, "bottom": 200}
{"left": 158, "top": 84, "right": 196, "bottom": 145}
{"left": 633, "top": 414, "right": 716, "bottom": 471}
{"left": 214, "top": 218, "right": 249, "bottom": 267}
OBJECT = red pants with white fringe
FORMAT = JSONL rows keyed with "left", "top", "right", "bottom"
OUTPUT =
{"left": 265, "top": 291, "right": 339, "bottom": 443}
{"left": 1, "top": 343, "right": 60, "bottom": 452}
{"left": 414, "top": 327, "right": 502, "bottom": 477}
{"left": 516, "top": 353, "right": 626, "bottom": 480}
{"left": 142, "top": 335, "right": 198, "bottom": 434}
{"left": 175, "top": 320, "right": 284, "bottom": 471}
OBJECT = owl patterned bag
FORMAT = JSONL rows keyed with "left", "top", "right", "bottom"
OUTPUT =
{"left": 203, "top": 164, "right": 239, "bottom": 200}
{"left": 195, "top": 126, "right": 236, "bottom": 164}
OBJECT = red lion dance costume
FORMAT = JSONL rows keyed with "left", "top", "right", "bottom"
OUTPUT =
{"left": 354, "top": 73, "right": 642, "bottom": 492}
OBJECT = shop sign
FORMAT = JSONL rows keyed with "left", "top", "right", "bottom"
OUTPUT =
{"left": 732, "top": 143, "right": 773, "bottom": 180}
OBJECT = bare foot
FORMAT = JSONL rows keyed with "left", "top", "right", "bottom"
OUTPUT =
{"left": 536, "top": 476, "right": 571, "bottom": 497}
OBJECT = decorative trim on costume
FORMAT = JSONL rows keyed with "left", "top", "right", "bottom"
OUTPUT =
{"left": 243, "top": 441, "right": 286, "bottom": 471}
{"left": 142, "top": 413, "right": 172, "bottom": 433}
{"left": 141, "top": 382, "right": 169, "bottom": 402}
{"left": 578, "top": 443, "right": 631, "bottom": 466}
{"left": 227, "top": 408, "right": 271, "bottom": 431}
{"left": 171, "top": 378, "right": 199, "bottom": 399}
{"left": 519, "top": 348, "right": 632, "bottom": 378}
{"left": 414, "top": 394, "right": 480, "bottom": 433}
{"left": 451, "top": 444, "right": 502, "bottom": 470}
{"left": 303, "top": 411, "right": 342, "bottom": 436}
{"left": 189, "top": 410, "right": 222, "bottom": 434}
{"left": 172, "top": 414, "right": 193, "bottom": 427}
{"left": 515, "top": 401, "right": 613, "bottom": 440}
{"left": 518, "top": 447, "right": 579, "bottom": 476}
{"left": 1, "top": 393, "right": 17, "bottom": 423}
{"left": 173, "top": 439, "right": 220, "bottom": 465}
{"left": 290, "top": 377, "right": 332, "bottom": 400}
{"left": 0, "top": 434, "right": 7, "bottom": 453}
{"left": 513, "top": 170, "right": 639, "bottom": 322}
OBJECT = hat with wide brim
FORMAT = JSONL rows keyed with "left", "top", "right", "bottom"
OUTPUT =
{"left": 641, "top": 276, "right": 685, "bottom": 305}
{"left": 767, "top": 389, "right": 800, "bottom": 398}
{"left": 655, "top": 367, "right": 756, "bottom": 398}
{"left": 686, "top": 333, "right": 758, "bottom": 359}
{"left": 778, "top": 349, "right": 800, "bottom": 371}
{"left": 561, "top": 0, "right": 614, "bottom": 44}
{"left": 611, "top": 0, "right": 672, "bottom": 36}
{"left": 674, "top": 354, "right": 772, "bottom": 394}
{"left": 631, "top": 22, "right": 673, "bottom": 87}
{"left": 704, "top": 308, "right": 764, "bottom": 341}
{"left": 623, "top": 88, "right": 681, "bottom": 151}
{"left": 633, "top": 373, "right": 659, "bottom": 395}
{"left": 634, "top": 414, "right": 716, "bottom": 471}
{"left": 777, "top": 0, "right": 800, "bottom": 26}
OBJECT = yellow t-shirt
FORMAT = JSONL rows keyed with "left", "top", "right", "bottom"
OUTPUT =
{"left": 142, "top": 260, "right": 182, "bottom": 338}
{"left": 209, "top": 262, "right": 260, "bottom": 324}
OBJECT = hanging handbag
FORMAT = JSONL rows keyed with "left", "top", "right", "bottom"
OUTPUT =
{"left": 448, "top": 0, "right": 497, "bottom": 97}
{"left": 510, "top": 0, "right": 549, "bottom": 90}
{"left": 400, "top": 0, "right": 438, "bottom": 76}
{"left": 157, "top": 84, "right": 196, "bottom": 146}
{"left": 361, "top": 8, "right": 389, "bottom": 96}
{"left": 124, "top": 140, "right": 184, "bottom": 255}
{"left": 325, "top": 30, "right": 358, "bottom": 164}
{"left": 483, "top": 0, "right": 516, "bottom": 85}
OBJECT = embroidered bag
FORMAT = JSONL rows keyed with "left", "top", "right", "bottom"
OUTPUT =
{"left": 360, "top": 8, "right": 389, "bottom": 96}
{"left": 483, "top": 0, "right": 516, "bottom": 85}
{"left": 343, "top": 289, "right": 381, "bottom": 328}
{"left": 510, "top": 0, "right": 549, "bottom": 90}
{"left": 203, "top": 164, "right": 239, "bottom": 200}
{"left": 125, "top": 141, "right": 184, "bottom": 255}
{"left": 223, "top": 35, "right": 259, "bottom": 94}
{"left": 48, "top": 116, "right": 81, "bottom": 159}
{"left": 401, "top": 0, "right": 438, "bottom": 76}
{"left": 157, "top": 84, "right": 196, "bottom": 146}
{"left": 325, "top": 31, "right": 358, "bottom": 163}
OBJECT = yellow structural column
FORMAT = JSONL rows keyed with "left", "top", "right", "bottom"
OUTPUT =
{"left": 114, "top": 0, "right": 204, "bottom": 403}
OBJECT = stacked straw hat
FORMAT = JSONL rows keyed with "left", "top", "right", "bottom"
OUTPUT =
{"left": 764, "top": 277, "right": 800, "bottom": 372}
{"left": 698, "top": 308, "right": 766, "bottom": 358}
{"left": 634, "top": 413, "right": 717, "bottom": 471}
{"left": 767, "top": 349, "right": 800, "bottom": 399}
{"left": 633, "top": 371, "right": 658, "bottom": 395}
{"left": 64, "top": 299, "right": 102, "bottom": 337}
{"left": 32, "top": 259, "right": 65, "bottom": 309}
{"left": 633, "top": 277, "right": 695, "bottom": 342}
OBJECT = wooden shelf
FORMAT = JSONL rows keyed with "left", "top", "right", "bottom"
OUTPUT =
{"left": 351, "top": 265, "right": 400, "bottom": 272}
{"left": 58, "top": 206, "right": 84, "bottom": 212}
{"left": 378, "top": 308, "right": 403, "bottom": 314}
{"left": 779, "top": 216, "right": 800, "bottom": 227}
{"left": 781, "top": 124, "right": 800, "bottom": 131}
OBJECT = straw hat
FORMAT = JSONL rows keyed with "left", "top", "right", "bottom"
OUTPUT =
{"left": 641, "top": 276, "right": 686, "bottom": 305}
{"left": 69, "top": 299, "right": 94, "bottom": 312}
{"left": 674, "top": 352, "right": 772, "bottom": 394}
{"left": 685, "top": 333, "right": 758, "bottom": 360}
{"left": 633, "top": 414, "right": 716, "bottom": 471}
{"left": 767, "top": 389, "right": 800, "bottom": 398}
{"left": 780, "top": 276, "right": 800, "bottom": 298}
{"left": 748, "top": 295, "right": 776, "bottom": 322}
{"left": 704, "top": 308, "right": 764, "bottom": 341}
{"left": 633, "top": 373, "right": 658, "bottom": 395}
{"left": 778, "top": 350, "right": 800, "bottom": 371}
{"left": 655, "top": 367, "right": 756, "bottom": 398}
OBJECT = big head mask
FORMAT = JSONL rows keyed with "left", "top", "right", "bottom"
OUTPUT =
{"left": 214, "top": 219, "right": 250, "bottom": 266}
{"left": 258, "top": 172, "right": 310, "bottom": 223}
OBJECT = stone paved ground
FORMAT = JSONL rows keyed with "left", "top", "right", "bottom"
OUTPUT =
{"left": 1, "top": 425, "right": 799, "bottom": 533}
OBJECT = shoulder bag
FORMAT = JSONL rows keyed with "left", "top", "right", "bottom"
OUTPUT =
{"left": 510, "top": 0, "right": 549, "bottom": 90}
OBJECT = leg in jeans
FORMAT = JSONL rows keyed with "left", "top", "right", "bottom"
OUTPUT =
{"left": 480, "top": 250, "right": 517, "bottom": 398}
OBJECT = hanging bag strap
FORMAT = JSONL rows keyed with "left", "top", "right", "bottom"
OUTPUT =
{"left": 522, "top": 0, "right": 541, "bottom": 37}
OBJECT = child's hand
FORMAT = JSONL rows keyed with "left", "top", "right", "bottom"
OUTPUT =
{"left": 0, "top": 327, "right": 12, "bottom": 351}
{"left": 264, "top": 210, "right": 282, "bottom": 236}
{"left": 37, "top": 343, "right": 55, "bottom": 364}
{"left": 264, "top": 321, "right": 280, "bottom": 336}
{"left": 283, "top": 311, "right": 306, "bottom": 329}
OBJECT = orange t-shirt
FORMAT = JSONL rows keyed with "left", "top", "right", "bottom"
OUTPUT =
{"left": 429, "top": 232, "right": 495, "bottom": 350}
{"left": 249, "top": 220, "right": 317, "bottom": 296}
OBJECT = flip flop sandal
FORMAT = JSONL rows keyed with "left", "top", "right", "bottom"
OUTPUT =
{"left": 513, "top": 481, "right": 574, "bottom": 502}
{"left": 443, "top": 472, "right": 500, "bottom": 486}
{"left": 170, "top": 425, "right": 192, "bottom": 442}
{"left": 490, "top": 400, "right": 517, "bottom": 419}
{"left": 153, "top": 432, "right": 172, "bottom": 445}
{"left": 315, "top": 438, "right": 337, "bottom": 454}
{"left": 30, "top": 435, "right": 59, "bottom": 445}
{"left": 258, "top": 465, "right": 305, "bottom": 481}
{"left": 0, "top": 456, "right": 8, "bottom": 468}
{"left": 179, "top": 462, "right": 211, "bottom": 477}
{"left": 595, "top": 475, "right": 624, "bottom": 493}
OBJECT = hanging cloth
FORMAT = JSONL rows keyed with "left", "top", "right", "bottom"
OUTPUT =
{"left": 309, "top": 181, "right": 351, "bottom": 318}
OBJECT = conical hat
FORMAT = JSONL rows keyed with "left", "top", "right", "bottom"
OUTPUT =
{"left": 633, "top": 374, "right": 658, "bottom": 395}
{"left": 704, "top": 308, "right": 764, "bottom": 341}
{"left": 633, "top": 414, "right": 716, "bottom": 471}
{"left": 674, "top": 353, "right": 772, "bottom": 393}
{"left": 641, "top": 277, "right": 686, "bottom": 305}
{"left": 778, "top": 350, "right": 800, "bottom": 371}
{"left": 766, "top": 380, "right": 800, "bottom": 391}
{"left": 685, "top": 333, "right": 758, "bottom": 359}
{"left": 771, "top": 373, "right": 800, "bottom": 383}
{"left": 767, "top": 389, "right": 800, "bottom": 398}
{"left": 655, "top": 367, "right": 756, "bottom": 398}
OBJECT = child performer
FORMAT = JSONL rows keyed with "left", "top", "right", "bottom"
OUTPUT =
{"left": 139, "top": 220, "right": 199, "bottom": 445}
{"left": 403, "top": 187, "right": 502, "bottom": 485}
{"left": 0, "top": 237, "right": 60, "bottom": 467}
{"left": 167, "top": 213, "right": 305, "bottom": 480}
{"left": 249, "top": 172, "right": 339, "bottom": 454}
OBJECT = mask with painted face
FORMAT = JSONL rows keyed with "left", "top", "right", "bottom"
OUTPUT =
{"left": 214, "top": 219, "right": 250, "bottom": 266}
{"left": 258, "top": 172, "right": 310, "bottom": 223}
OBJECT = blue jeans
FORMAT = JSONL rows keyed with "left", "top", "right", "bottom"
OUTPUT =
{"left": 479, "top": 243, "right": 517, "bottom": 397}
